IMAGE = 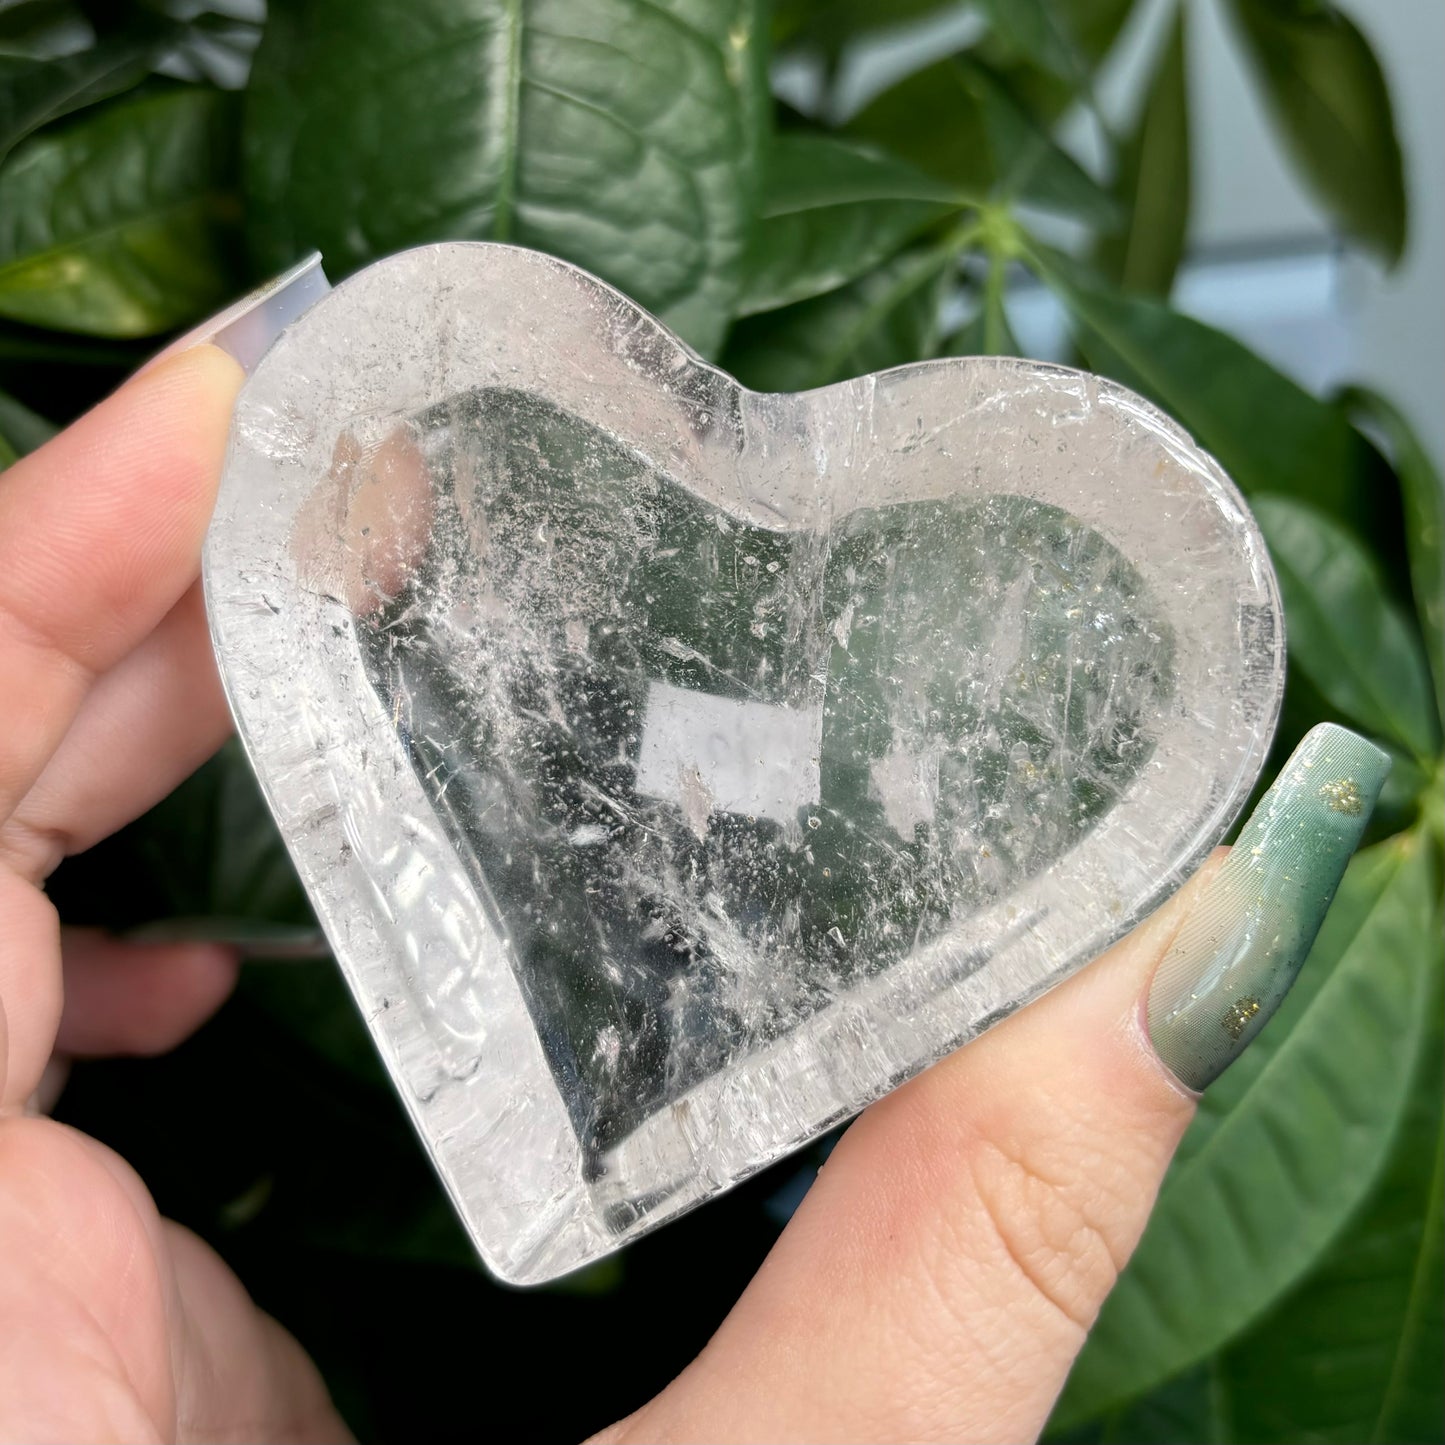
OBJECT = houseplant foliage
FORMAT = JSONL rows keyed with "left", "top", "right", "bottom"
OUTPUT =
{"left": 1, "top": 0, "right": 1439, "bottom": 1440}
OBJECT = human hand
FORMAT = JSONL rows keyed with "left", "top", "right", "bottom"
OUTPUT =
{"left": 0, "top": 346, "right": 1384, "bottom": 1444}
{"left": 597, "top": 719, "right": 1385, "bottom": 1442}
{"left": 0, "top": 348, "right": 348, "bottom": 1443}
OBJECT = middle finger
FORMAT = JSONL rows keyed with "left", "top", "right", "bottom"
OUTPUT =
{"left": 1, "top": 581, "right": 232, "bottom": 883}
{"left": 0, "top": 348, "right": 241, "bottom": 831}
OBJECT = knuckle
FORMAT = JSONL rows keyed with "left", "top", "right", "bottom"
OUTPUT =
{"left": 960, "top": 1124, "right": 1136, "bottom": 1335}
{"left": 0, "top": 810, "right": 71, "bottom": 882}
{"left": 0, "top": 592, "right": 96, "bottom": 687}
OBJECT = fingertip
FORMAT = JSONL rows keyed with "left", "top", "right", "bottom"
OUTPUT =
{"left": 624, "top": 852, "right": 1252, "bottom": 1442}
{"left": 117, "top": 343, "right": 245, "bottom": 506}
{"left": 57, "top": 933, "right": 240, "bottom": 1059}
{"left": 0, "top": 340, "right": 245, "bottom": 682}
{"left": 105, "top": 342, "right": 244, "bottom": 487}
{"left": 136, "top": 340, "right": 246, "bottom": 403}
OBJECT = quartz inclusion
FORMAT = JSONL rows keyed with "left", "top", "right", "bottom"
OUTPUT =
{"left": 358, "top": 386, "right": 1176, "bottom": 1166}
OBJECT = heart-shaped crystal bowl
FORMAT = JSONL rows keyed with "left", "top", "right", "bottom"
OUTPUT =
{"left": 206, "top": 242, "right": 1283, "bottom": 1283}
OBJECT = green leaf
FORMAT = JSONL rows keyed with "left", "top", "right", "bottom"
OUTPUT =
{"left": 847, "top": 58, "right": 1118, "bottom": 227}
{"left": 1054, "top": 834, "right": 1437, "bottom": 1429}
{"left": 115, "top": 742, "right": 389, "bottom": 1086}
{"left": 944, "top": 262, "right": 1019, "bottom": 358}
{"left": 845, "top": 58, "right": 994, "bottom": 193}
{"left": 771, "top": 0, "right": 955, "bottom": 50}
{"left": 0, "top": 385, "right": 55, "bottom": 464}
{"left": 1096, "top": 5, "right": 1189, "bottom": 296}
{"left": 967, "top": 60, "right": 1119, "bottom": 227}
{"left": 0, "top": 24, "right": 166, "bottom": 165}
{"left": 1034, "top": 250, "right": 1395, "bottom": 552}
{"left": 244, "top": 0, "right": 767, "bottom": 358}
{"left": 1053, "top": 0, "right": 1139, "bottom": 65}
{"left": 240, "top": 959, "right": 392, "bottom": 1093}
{"left": 1224, "top": 0, "right": 1405, "bottom": 266}
{"left": 0, "top": 0, "right": 81, "bottom": 52}
{"left": 978, "top": 0, "right": 1082, "bottom": 80}
{"left": 1341, "top": 386, "right": 1445, "bottom": 733}
{"left": 1046, "top": 1361, "right": 1230, "bottom": 1444}
{"left": 1219, "top": 891, "right": 1443, "bottom": 1445}
{"left": 722, "top": 244, "right": 951, "bottom": 392}
{"left": 1253, "top": 495, "right": 1439, "bottom": 763}
{"left": 736, "top": 133, "right": 965, "bottom": 316}
{"left": 984, "top": 0, "right": 1139, "bottom": 124}
{"left": 204, "top": 742, "right": 312, "bottom": 924}
{"left": 0, "top": 86, "right": 241, "bottom": 336}
{"left": 120, "top": 741, "right": 310, "bottom": 928}
{"left": 0, "top": 321, "right": 141, "bottom": 366}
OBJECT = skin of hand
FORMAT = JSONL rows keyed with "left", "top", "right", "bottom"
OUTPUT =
{"left": 0, "top": 347, "right": 1378, "bottom": 1445}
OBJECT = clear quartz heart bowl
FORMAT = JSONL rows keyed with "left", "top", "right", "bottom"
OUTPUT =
{"left": 205, "top": 243, "right": 1283, "bottom": 1283}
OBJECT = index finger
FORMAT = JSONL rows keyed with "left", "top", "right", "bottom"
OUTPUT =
{"left": 0, "top": 345, "right": 243, "bottom": 824}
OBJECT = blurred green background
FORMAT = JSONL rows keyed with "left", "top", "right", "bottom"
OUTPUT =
{"left": 1, "top": 0, "right": 1441, "bottom": 1440}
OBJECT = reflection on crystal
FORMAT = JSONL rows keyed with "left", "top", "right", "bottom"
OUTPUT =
{"left": 869, "top": 742, "right": 941, "bottom": 836}
{"left": 635, "top": 682, "right": 823, "bottom": 829}
{"left": 350, "top": 387, "right": 1175, "bottom": 1163}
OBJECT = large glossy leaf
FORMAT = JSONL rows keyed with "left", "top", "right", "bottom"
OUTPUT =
{"left": 845, "top": 58, "right": 994, "bottom": 193}
{"left": 1224, "top": 0, "right": 1405, "bottom": 266}
{"left": 1046, "top": 1361, "right": 1227, "bottom": 1444}
{"left": 1095, "top": 5, "right": 1189, "bottom": 296}
{"left": 0, "top": 86, "right": 241, "bottom": 336}
{"left": 1054, "top": 834, "right": 1437, "bottom": 1428}
{"left": 1220, "top": 886, "right": 1443, "bottom": 1445}
{"left": 0, "top": 0, "right": 81, "bottom": 50}
{"left": 1342, "top": 386, "right": 1445, "bottom": 731}
{"left": 1034, "top": 250, "right": 1396, "bottom": 553}
{"left": 847, "top": 57, "right": 1117, "bottom": 227}
{"left": 985, "top": 0, "right": 1138, "bottom": 123}
{"left": 1254, "top": 495, "right": 1439, "bottom": 763}
{"left": 244, "top": 0, "right": 767, "bottom": 358}
{"left": 0, "top": 24, "right": 165, "bottom": 165}
{"left": 771, "top": 0, "right": 954, "bottom": 49}
{"left": 978, "top": 0, "right": 1081, "bottom": 80}
{"left": 736, "top": 133, "right": 965, "bottom": 316}
{"left": 722, "top": 245, "right": 951, "bottom": 392}
{"left": 121, "top": 741, "right": 310, "bottom": 928}
{"left": 968, "top": 60, "right": 1119, "bottom": 227}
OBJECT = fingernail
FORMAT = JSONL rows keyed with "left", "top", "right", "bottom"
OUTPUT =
{"left": 139, "top": 251, "right": 331, "bottom": 377}
{"left": 1147, "top": 723, "right": 1390, "bottom": 1091}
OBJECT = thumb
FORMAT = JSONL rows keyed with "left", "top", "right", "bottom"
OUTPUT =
{"left": 605, "top": 724, "right": 1389, "bottom": 1445}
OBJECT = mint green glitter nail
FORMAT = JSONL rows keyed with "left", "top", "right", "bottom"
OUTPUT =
{"left": 1147, "top": 723, "right": 1391, "bottom": 1091}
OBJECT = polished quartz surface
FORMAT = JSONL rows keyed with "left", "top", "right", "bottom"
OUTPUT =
{"left": 206, "top": 243, "right": 1282, "bottom": 1281}
{"left": 355, "top": 388, "right": 1175, "bottom": 1161}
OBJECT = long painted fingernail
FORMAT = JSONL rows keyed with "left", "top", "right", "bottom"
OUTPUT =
{"left": 139, "top": 252, "right": 330, "bottom": 377}
{"left": 1148, "top": 723, "right": 1390, "bottom": 1091}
